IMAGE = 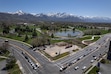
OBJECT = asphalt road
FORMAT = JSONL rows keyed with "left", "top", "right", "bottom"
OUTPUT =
{"left": 0, "top": 38, "right": 61, "bottom": 74}
{"left": 55, "top": 34, "right": 110, "bottom": 74}
{"left": 8, "top": 46, "right": 38, "bottom": 74}
{"left": 0, "top": 34, "right": 111, "bottom": 74}
{"left": 0, "top": 60, "right": 7, "bottom": 74}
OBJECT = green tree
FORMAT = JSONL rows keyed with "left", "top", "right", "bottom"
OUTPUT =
{"left": 72, "top": 27, "right": 75, "bottom": 33}
{"left": 6, "top": 56, "right": 16, "bottom": 69}
{"left": 32, "top": 28, "right": 37, "bottom": 38}
{"left": 51, "top": 33, "right": 54, "bottom": 38}
{"left": 24, "top": 34, "right": 29, "bottom": 42}
{"left": 2, "top": 24, "right": 10, "bottom": 34}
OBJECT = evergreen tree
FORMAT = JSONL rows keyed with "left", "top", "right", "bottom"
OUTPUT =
{"left": 51, "top": 33, "right": 54, "bottom": 38}
{"left": 24, "top": 34, "right": 29, "bottom": 42}
{"left": 32, "top": 28, "right": 37, "bottom": 38}
{"left": 72, "top": 27, "right": 75, "bottom": 33}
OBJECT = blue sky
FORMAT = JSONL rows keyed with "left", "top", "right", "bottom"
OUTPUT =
{"left": 0, "top": 0, "right": 111, "bottom": 17}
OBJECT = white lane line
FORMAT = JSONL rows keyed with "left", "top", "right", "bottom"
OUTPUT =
{"left": 11, "top": 47, "right": 34, "bottom": 74}
{"left": 25, "top": 64, "right": 33, "bottom": 74}
{"left": 13, "top": 46, "right": 39, "bottom": 74}
{"left": 66, "top": 38, "right": 109, "bottom": 70}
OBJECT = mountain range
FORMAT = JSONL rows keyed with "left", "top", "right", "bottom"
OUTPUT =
{"left": 0, "top": 10, "right": 111, "bottom": 23}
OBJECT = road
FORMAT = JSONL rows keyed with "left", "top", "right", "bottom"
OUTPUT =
{"left": 55, "top": 34, "right": 110, "bottom": 74}
{"left": 8, "top": 45, "right": 38, "bottom": 74}
{"left": 0, "top": 38, "right": 61, "bottom": 74}
{"left": 0, "top": 60, "right": 8, "bottom": 74}
{"left": 0, "top": 34, "right": 111, "bottom": 74}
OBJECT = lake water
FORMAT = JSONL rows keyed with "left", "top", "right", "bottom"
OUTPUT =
{"left": 55, "top": 30, "right": 81, "bottom": 37}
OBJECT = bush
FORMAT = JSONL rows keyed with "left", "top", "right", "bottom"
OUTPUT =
{"left": 100, "top": 59, "right": 106, "bottom": 64}
{"left": 6, "top": 56, "right": 16, "bottom": 70}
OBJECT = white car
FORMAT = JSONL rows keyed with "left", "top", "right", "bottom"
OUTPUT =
{"left": 79, "top": 56, "right": 83, "bottom": 60}
{"left": 33, "top": 65, "right": 37, "bottom": 70}
{"left": 71, "top": 59, "right": 77, "bottom": 64}
{"left": 90, "top": 60, "right": 94, "bottom": 63}
{"left": 35, "top": 63, "right": 40, "bottom": 68}
{"left": 74, "top": 66, "right": 79, "bottom": 70}
{"left": 94, "top": 57, "right": 97, "bottom": 60}
{"left": 5, "top": 40, "right": 9, "bottom": 42}
{"left": 82, "top": 66, "right": 86, "bottom": 70}
{"left": 33, "top": 48, "right": 36, "bottom": 51}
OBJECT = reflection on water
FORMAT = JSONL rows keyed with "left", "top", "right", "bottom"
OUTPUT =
{"left": 55, "top": 30, "right": 80, "bottom": 37}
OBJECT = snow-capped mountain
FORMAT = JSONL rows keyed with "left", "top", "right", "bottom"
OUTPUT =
{"left": 35, "top": 12, "right": 78, "bottom": 18}
{"left": 7, "top": 10, "right": 26, "bottom": 15}
{"left": 0, "top": 10, "right": 111, "bottom": 23}
{"left": 14, "top": 10, "right": 25, "bottom": 15}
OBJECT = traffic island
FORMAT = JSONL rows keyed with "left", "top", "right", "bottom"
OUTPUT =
{"left": 88, "top": 66, "right": 99, "bottom": 74}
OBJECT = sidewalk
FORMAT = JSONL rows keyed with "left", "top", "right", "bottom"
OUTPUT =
{"left": 0, "top": 56, "right": 7, "bottom": 59}
{"left": 16, "top": 60, "right": 26, "bottom": 74}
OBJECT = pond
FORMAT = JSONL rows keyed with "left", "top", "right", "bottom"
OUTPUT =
{"left": 54, "top": 30, "right": 81, "bottom": 37}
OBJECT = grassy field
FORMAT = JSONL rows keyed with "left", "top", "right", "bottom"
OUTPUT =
{"left": 0, "top": 51, "right": 10, "bottom": 61}
{"left": 79, "top": 36, "right": 92, "bottom": 41}
{"left": 0, "top": 58, "right": 5, "bottom": 61}
{"left": 88, "top": 66, "right": 99, "bottom": 74}
{"left": 39, "top": 50, "right": 70, "bottom": 60}
{"left": 51, "top": 40, "right": 68, "bottom": 44}
{"left": 52, "top": 52, "right": 70, "bottom": 60}
{"left": 76, "top": 28, "right": 87, "bottom": 31}
{"left": 91, "top": 36, "right": 100, "bottom": 42}
{"left": 84, "top": 36, "right": 100, "bottom": 44}
{"left": 72, "top": 49, "right": 79, "bottom": 52}
{"left": 100, "top": 30, "right": 110, "bottom": 35}
{"left": 100, "top": 59, "right": 111, "bottom": 64}
{"left": 8, "top": 64, "right": 22, "bottom": 74}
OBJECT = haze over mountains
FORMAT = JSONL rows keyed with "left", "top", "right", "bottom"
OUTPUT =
{"left": 0, "top": 10, "right": 111, "bottom": 23}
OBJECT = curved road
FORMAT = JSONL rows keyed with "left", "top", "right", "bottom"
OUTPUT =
{"left": 0, "top": 33, "right": 111, "bottom": 74}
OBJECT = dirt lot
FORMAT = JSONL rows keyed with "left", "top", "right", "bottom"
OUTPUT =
{"left": 44, "top": 45, "right": 81, "bottom": 57}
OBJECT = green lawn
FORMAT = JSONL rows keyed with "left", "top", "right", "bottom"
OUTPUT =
{"left": 72, "top": 49, "right": 79, "bottom": 52}
{"left": 0, "top": 58, "right": 5, "bottom": 61}
{"left": 0, "top": 51, "right": 10, "bottom": 61}
{"left": 8, "top": 64, "right": 22, "bottom": 74}
{"left": 83, "top": 36, "right": 100, "bottom": 44}
{"left": 91, "top": 36, "right": 100, "bottom": 42}
{"left": 0, "top": 28, "right": 3, "bottom": 32}
{"left": 52, "top": 52, "right": 70, "bottom": 60}
{"left": 100, "top": 59, "right": 111, "bottom": 64}
{"left": 76, "top": 28, "right": 87, "bottom": 31}
{"left": 51, "top": 40, "right": 66, "bottom": 44}
{"left": 79, "top": 36, "right": 92, "bottom": 41}
{"left": 39, "top": 50, "right": 70, "bottom": 60}
{"left": 100, "top": 30, "right": 110, "bottom": 35}
{"left": 88, "top": 66, "right": 99, "bottom": 74}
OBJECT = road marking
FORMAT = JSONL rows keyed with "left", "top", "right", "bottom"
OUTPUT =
{"left": 10, "top": 43, "right": 41, "bottom": 67}
{"left": 25, "top": 64, "right": 33, "bottom": 74}
{"left": 10, "top": 45, "right": 40, "bottom": 74}
{"left": 66, "top": 38, "right": 109, "bottom": 70}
